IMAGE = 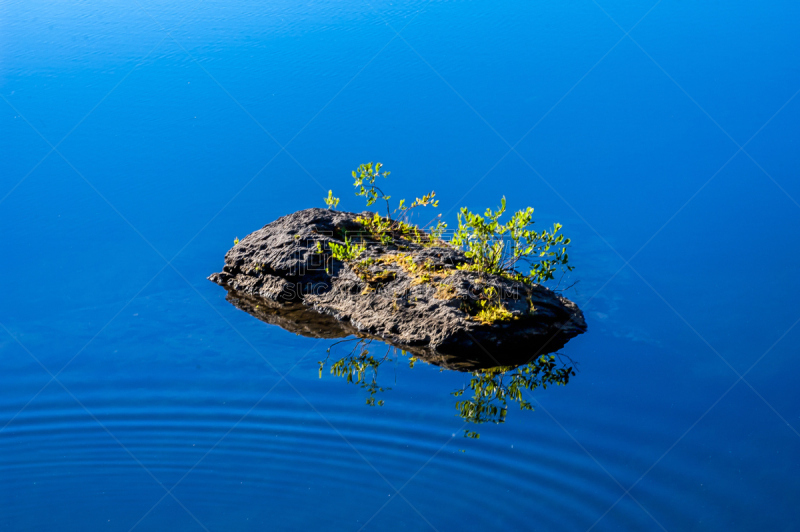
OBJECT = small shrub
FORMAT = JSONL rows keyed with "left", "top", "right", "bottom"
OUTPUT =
{"left": 328, "top": 235, "right": 364, "bottom": 262}
{"left": 355, "top": 213, "right": 393, "bottom": 244}
{"left": 352, "top": 162, "right": 443, "bottom": 237}
{"left": 472, "top": 286, "right": 515, "bottom": 325}
{"left": 353, "top": 162, "right": 392, "bottom": 217}
{"left": 324, "top": 190, "right": 340, "bottom": 210}
{"left": 324, "top": 162, "right": 574, "bottom": 289}
{"left": 428, "top": 217, "right": 447, "bottom": 242}
{"left": 451, "top": 197, "right": 572, "bottom": 285}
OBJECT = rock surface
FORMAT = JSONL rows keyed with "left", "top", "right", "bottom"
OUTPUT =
{"left": 209, "top": 208, "right": 587, "bottom": 368}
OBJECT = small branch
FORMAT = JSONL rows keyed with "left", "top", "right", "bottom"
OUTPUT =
{"left": 554, "top": 279, "right": 579, "bottom": 293}
{"left": 556, "top": 352, "right": 578, "bottom": 371}
{"left": 327, "top": 337, "right": 363, "bottom": 351}
{"left": 368, "top": 184, "right": 392, "bottom": 220}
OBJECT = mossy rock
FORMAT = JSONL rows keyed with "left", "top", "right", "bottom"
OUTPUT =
{"left": 209, "top": 208, "right": 586, "bottom": 367}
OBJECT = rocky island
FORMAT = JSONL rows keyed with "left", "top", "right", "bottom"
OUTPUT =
{"left": 209, "top": 208, "right": 586, "bottom": 370}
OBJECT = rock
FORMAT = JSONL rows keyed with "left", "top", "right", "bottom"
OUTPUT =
{"left": 209, "top": 208, "right": 587, "bottom": 369}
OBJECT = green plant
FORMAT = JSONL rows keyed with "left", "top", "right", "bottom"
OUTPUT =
{"left": 328, "top": 235, "right": 365, "bottom": 262}
{"left": 473, "top": 286, "right": 515, "bottom": 325}
{"left": 358, "top": 215, "right": 440, "bottom": 247}
{"left": 349, "top": 163, "right": 572, "bottom": 282}
{"left": 319, "top": 339, "right": 392, "bottom": 406}
{"left": 319, "top": 338, "right": 575, "bottom": 440}
{"left": 429, "top": 217, "right": 447, "bottom": 242}
{"left": 356, "top": 213, "right": 394, "bottom": 244}
{"left": 324, "top": 190, "right": 340, "bottom": 210}
{"left": 451, "top": 197, "right": 572, "bottom": 284}
{"left": 396, "top": 191, "right": 439, "bottom": 222}
{"left": 353, "top": 162, "right": 392, "bottom": 217}
{"left": 350, "top": 257, "right": 397, "bottom": 285}
{"left": 352, "top": 162, "right": 444, "bottom": 240}
{"left": 452, "top": 354, "right": 575, "bottom": 435}
{"left": 410, "top": 273, "right": 431, "bottom": 286}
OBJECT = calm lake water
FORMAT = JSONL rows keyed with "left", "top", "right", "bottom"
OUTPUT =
{"left": 2, "top": 0, "right": 799, "bottom": 530}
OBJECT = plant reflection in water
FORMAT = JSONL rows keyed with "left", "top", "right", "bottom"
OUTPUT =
{"left": 318, "top": 338, "right": 577, "bottom": 439}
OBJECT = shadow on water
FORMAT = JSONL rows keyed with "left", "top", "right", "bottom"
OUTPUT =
{"left": 224, "top": 288, "right": 580, "bottom": 439}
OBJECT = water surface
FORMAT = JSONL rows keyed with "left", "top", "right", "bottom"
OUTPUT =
{"left": 2, "top": 0, "right": 799, "bottom": 530}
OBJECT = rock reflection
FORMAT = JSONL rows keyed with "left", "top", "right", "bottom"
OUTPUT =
{"left": 223, "top": 287, "right": 580, "bottom": 438}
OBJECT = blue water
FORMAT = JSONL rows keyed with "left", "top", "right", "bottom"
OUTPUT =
{"left": 2, "top": 0, "right": 799, "bottom": 530}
